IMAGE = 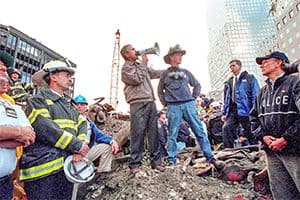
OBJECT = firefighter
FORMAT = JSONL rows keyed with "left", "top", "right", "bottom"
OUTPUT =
{"left": 8, "top": 68, "right": 34, "bottom": 107}
{"left": 20, "top": 60, "right": 89, "bottom": 200}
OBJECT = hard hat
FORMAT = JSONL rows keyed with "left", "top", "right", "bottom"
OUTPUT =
{"left": 74, "top": 95, "right": 88, "bottom": 104}
{"left": 8, "top": 68, "right": 22, "bottom": 78}
{"left": 32, "top": 60, "right": 75, "bottom": 87}
{"left": 63, "top": 155, "right": 95, "bottom": 183}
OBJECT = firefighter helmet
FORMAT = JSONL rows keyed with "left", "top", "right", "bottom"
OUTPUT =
{"left": 74, "top": 95, "right": 88, "bottom": 104}
{"left": 63, "top": 155, "right": 95, "bottom": 183}
{"left": 8, "top": 68, "right": 22, "bottom": 79}
{"left": 32, "top": 60, "right": 75, "bottom": 87}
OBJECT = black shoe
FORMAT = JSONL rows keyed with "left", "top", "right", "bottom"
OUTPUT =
{"left": 208, "top": 158, "right": 216, "bottom": 165}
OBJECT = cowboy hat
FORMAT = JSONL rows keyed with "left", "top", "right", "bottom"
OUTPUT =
{"left": 163, "top": 44, "right": 186, "bottom": 64}
{"left": 32, "top": 60, "right": 75, "bottom": 87}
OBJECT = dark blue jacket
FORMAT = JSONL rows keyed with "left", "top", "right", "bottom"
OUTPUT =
{"left": 223, "top": 71, "right": 260, "bottom": 117}
{"left": 158, "top": 67, "right": 201, "bottom": 106}
{"left": 88, "top": 121, "right": 112, "bottom": 148}
{"left": 250, "top": 74, "right": 300, "bottom": 154}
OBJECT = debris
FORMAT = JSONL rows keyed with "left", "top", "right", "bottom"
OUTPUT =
{"left": 78, "top": 147, "right": 271, "bottom": 199}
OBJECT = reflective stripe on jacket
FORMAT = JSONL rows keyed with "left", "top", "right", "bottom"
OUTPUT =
{"left": 20, "top": 88, "right": 87, "bottom": 181}
{"left": 250, "top": 74, "right": 300, "bottom": 154}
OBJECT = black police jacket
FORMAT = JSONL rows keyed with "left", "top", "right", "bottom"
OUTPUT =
{"left": 250, "top": 73, "right": 300, "bottom": 154}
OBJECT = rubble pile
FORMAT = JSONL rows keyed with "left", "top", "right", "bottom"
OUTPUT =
{"left": 78, "top": 147, "right": 271, "bottom": 200}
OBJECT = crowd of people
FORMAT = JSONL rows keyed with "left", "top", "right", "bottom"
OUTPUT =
{"left": 0, "top": 45, "right": 299, "bottom": 200}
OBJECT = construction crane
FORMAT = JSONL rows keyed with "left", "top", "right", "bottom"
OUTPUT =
{"left": 109, "top": 29, "right": 121, "bottom": 109}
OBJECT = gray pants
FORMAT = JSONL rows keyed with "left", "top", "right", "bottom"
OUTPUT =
{"left": 129, "top": 101, "right": 161, "bottom": 169}
{"left": 266, "top": 151, "right": 300, "bottom": 199}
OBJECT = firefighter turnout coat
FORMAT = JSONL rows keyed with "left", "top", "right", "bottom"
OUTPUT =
{"left": 20, "top": 88, "right": 87, "bottom": 181}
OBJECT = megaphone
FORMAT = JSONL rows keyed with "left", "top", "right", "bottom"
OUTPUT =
{"left": 283, "top": 59, "right": 299, "bottom": 74}
{"left": 136, "top": 42, "right": 160, "bottom": 56}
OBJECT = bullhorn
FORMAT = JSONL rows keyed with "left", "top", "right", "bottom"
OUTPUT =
{"left": 136, "top": 42, "right": 160, "bottom": 56}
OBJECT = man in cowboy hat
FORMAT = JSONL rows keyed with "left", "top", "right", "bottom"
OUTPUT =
{"left": 158, "top": 44, "right": 215, "bottom": 166}
{"left": 120, "top": 44, "right": 164, "bottom": 174}
{"left": 20, "top": 60, "right": 89, "bottom": 199}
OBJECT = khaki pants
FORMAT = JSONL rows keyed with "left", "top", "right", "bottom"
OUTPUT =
{"left": 86, "top": 143, "right": 113, "bottom": 173}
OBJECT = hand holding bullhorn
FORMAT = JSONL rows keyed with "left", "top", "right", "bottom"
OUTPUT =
{"left": 136, "top": 42, "right": 160, "bottom": 56}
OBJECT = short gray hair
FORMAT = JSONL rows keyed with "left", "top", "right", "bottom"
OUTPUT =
{"left": 120, "top": 44, "right": 131, "bottom": 60}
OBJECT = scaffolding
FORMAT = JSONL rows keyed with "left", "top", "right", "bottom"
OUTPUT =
{"left": 109, "top": 29, "right": 121, "bottom": 109}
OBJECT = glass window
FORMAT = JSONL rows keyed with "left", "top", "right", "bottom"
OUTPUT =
{"left": 277, "top": 23, "right": 281, "bottom": 30}
{"left": 293, "top": 22, "right": 297, "bottom": 27}
{"left": 297, "top": 3, "right": 300, "bottom": 11}
{"left": 289, "top": 10, "right": 294, "bottom": 18}
{"left": 291, "top": 48, "right": 295, "bottom": 54}
{"left": 286, "top": 28, "right": 290, "bottom": 34}
{"left": 282, "top": 16, "right": 287, "bottom": 24}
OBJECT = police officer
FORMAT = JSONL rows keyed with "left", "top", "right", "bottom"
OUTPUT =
{"left": 250, "top": 51, "right": 300, "bottom": 199}
{"left": 0, "top": 65, "right": 35, "bottom": 200}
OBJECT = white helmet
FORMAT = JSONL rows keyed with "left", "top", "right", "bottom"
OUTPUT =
{"left": 32, "top": 60, "right": 75, "bottom": 87}
{"left": 64, "top": 155, "right": 96, "bottom": 183}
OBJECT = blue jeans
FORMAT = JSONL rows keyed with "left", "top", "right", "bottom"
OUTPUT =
{"left": 167, "top": 101, "right": 214, "bottom": 164}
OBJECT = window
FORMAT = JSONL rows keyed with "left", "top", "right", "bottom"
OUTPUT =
{"left": 289, "top": 10, "right": 294, "bottom": 18}
{"left": 297, "top": 3, "right": 300, "bottom": 11}
{"left": 282, "top": 16, "right": 287, "bottom": 24}
{"left": 277, "top": 22, "right": 282, "bottom": 30}
{"left": 291, "top": 48, "right": 295, "bottom": 54}
{"left": 286, "top": 28, "right": 290, "bottom": 34}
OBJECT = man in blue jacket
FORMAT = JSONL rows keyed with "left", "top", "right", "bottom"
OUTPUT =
{"left": 222, "top": 59, "right": 260, "bottom": 148}
{"left": 74, "top": 95, "right": 119, "bottom": 180}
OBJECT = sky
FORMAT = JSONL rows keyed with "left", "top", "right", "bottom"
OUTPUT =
{"left": 1, "top": 0, "right": 211, "bottom": 112}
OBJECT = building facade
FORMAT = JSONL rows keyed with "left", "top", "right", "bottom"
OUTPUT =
{"left": 0, "top": 24, "right": 76, "bottom": 95}
{"left": 207, "top": 0, "right": 276, "bottom": 91}
{"left": 271, "top": 0, "right": 300, "bottom": 63}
